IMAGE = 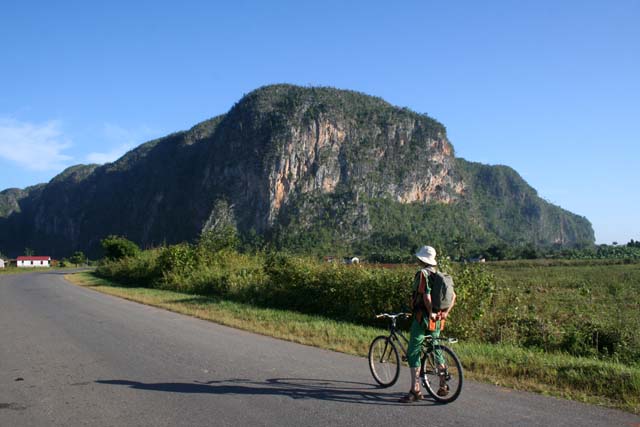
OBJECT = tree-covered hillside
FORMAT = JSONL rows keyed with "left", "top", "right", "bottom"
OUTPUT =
{"left": 0, "top": 84, "right": 594, "bottom": 258}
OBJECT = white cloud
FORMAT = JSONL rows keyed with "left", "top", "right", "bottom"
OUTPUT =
{"left": 85, "top": 123, "right": 157, "bottom": 164}
{"left": 0, "top": 118, "right": 73, "bottom": 171}
{"left": 86, "top": 144, "right": 133, "bottom": 164}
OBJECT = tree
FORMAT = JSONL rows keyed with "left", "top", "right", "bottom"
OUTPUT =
{"left": 69, "top": 251, "right": 87, "bottom": 266}
{"left": 24, "top": 248, "right": 34, "bottom": 256}
{"left": 101, "top": 235, "right": 140, "bottom": 261}
{"left": 451, "top": 234, "right": 467, "bottom": 261}
{"left": 199, "top": 226, "right": 239, "bottom": 253}
{"left": 199, "top": 200, "right": 239, "bottom": 252}
{"left": 518, "top": 244, "right": 539, "bottom": 259}
{"left": 240, "top": 228, "right": 265, "bottom": 253}
{"left": 485, "top": 243, "right": 508, "bottom": 261}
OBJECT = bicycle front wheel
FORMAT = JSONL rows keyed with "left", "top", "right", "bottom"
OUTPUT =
{"left": 421, "top": 344, "right": 463, "bottom": 403}
{"left": 368, "top": 336, "right": 400, "bottom": 387}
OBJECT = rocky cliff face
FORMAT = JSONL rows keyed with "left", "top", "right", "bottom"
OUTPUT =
{"left": 0, "top": 188, "right": 28, "bottom": 217}
{"left": 202, "top": 86, "right": 465, "bottom": 232}
{"left": 0, "top": 84, "right": 594, "bottom": 257}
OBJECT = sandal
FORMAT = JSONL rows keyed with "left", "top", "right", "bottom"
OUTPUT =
{"left": 399, "top": 390, "right": 423, "bottom": 403}
{"left": 437, "top": 384, "right": 450, "bottom": 397}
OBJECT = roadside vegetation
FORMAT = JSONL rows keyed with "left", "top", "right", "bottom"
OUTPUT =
{"left": 69, "top": 271, "right": 639, "bottom": 414}
{"left": 74, "top": 234, "right": 640, "bottom": 413}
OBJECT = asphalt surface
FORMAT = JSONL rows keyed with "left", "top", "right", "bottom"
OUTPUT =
{"left": 1, "top": 271, "right": 639, "bottom": 427}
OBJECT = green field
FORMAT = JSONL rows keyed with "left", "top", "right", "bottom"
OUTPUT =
{"left": 484, "top": 260, "right": 640, "bottom": 365}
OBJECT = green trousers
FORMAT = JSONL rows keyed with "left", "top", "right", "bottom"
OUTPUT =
{"left": 406, "top": 317, "right": 444, "bottom": 368}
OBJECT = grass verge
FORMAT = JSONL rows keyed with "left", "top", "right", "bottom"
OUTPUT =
{"left": 66, "top": 272, "right": 639, "bottom": 414}
{"left": 0, "top": 267, "right": 69, "bottom": 275}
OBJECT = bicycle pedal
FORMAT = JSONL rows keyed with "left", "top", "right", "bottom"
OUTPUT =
{"left": 401, "top": 356, "right": 408, "bottom": 362}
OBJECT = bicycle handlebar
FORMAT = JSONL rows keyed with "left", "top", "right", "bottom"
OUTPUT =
{"left": 375, "top": 312, "right": 412, "bottom": 319}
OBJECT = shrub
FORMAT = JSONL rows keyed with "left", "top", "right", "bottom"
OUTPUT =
{"left": 259, "top": 253, "right": 411, "bottom": 323}
{"left": 158, "top": 243, "right": 198, "bottom": 275}
{"left": 446, "top": 263, "right": 496, "bottom": 339}
{"left": 160, "top": 250, "right": 267, "bottom": 297}
{"left": 199, "top": 227, "right": 239, "bottom": 253}
{"left": 96, "top": 248, "right": 161, "bottom": 287}
{"left": 101, "top": 235, "right": 140, "bottom": 261}
{"left": 96, "top": 247, "right": 497, "bottom": 330}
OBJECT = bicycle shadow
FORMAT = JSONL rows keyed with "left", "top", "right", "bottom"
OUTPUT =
{"left": 95, "top": 377, "right": 440, "bottom": 406}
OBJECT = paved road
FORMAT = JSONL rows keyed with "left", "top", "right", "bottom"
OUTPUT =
{"left": 1, "top": 271, "right": 639, "bottom": 427}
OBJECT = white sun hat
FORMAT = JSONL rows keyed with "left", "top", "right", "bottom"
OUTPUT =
{"left": 415, "top": 245, "right": 437, "bottom": 265}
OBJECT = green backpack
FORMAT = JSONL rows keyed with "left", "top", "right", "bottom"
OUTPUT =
{"left": 430, "top": 271, "right": 455, "bottom": 311}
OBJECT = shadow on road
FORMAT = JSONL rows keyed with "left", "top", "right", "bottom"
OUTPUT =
{"left": 95, "top": 377, "right": 439, "bottom": 406}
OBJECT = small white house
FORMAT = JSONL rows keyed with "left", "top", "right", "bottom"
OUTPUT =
{"left": 17, "top": 256, "right": 51, "bottom": 268}
{"left": 0, "top": 259, "right": 5, "bottom": 269}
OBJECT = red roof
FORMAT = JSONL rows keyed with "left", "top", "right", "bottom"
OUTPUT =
{"left": 17, "top": 256, "right": 51, "bottom": 261}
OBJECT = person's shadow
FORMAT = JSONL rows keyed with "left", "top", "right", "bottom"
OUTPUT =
{"left": 95, "top": 377, "right": 439, "bottom": 406}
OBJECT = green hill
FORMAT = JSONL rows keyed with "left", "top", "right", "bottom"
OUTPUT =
{"left": 0, "top": 84, "right": 594, "bottom": 258}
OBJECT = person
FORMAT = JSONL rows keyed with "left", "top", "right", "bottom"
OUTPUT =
{"left": 400, "top": 245, "right": 456, "bottom": 403}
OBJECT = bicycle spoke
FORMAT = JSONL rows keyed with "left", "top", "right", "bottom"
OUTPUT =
{"left": 421, "top": 345, "right": 463, "bottom": 403}
{"left": 368, "top": 336, "right": 400, "bottom": 387}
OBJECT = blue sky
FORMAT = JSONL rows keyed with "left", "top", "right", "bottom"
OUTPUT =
{"left": 1, "top": 0, "right": 638, "bottom": 244}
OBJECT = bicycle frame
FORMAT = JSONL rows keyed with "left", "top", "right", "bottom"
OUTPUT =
{"left": 381, "top": 315, "right": 411, "bottom": 361}
{"left": 390, "top": 331, "right": 410, "bottom": 360}
{"left": 385, "top": 315, "right": 457, "bottom": 363}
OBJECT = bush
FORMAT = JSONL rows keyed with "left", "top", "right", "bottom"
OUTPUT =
{"left": 158, "top": 243, "right": 198, "bottom": 275}
{"left": 101, "top": 235, "right": 140, "bottom": 261}
{"left": 96, "top": 246, "right": 496, "bottom": 328}
{"left": 199, "top": 227, "right": 239, "bottom": 253}
{"left": 159, "top": 250, "right": 267, "bottom": 297}
{"left": 96, "top": 248, "right": 161, "bottom": 287}
{"left": 445, "top": 263, "right": 496, "bottom": 339}
{"left": 260, "top": 253, "right": 410, "bottom": 323}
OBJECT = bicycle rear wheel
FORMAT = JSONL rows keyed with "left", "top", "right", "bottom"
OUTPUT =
{"left": 368, "top": 336, "right": 400, "bottom": 387}
{"left": 421, "top": 345, "right": 463, "bottom": 403}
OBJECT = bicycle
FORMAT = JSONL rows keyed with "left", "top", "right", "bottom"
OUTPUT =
{"left": 368, "top": 312, "right": 463, "bottom": 403}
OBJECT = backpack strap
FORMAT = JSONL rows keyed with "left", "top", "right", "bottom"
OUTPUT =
{"left": 412, "top": 270, "right": 429, "bottom": 322}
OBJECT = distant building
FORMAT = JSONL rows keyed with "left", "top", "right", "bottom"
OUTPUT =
{"left": 17, "top": 256, "right": 52, "bottom": 268}
{"left": 0, "top": 259, "right": 5, "bottom": 269}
